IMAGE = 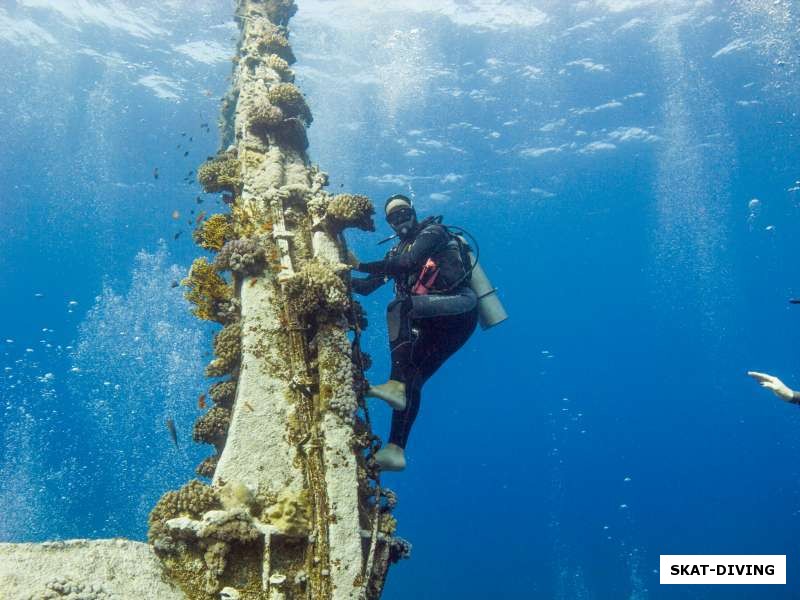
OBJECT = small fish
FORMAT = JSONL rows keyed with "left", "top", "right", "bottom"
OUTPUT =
{"left": 171, "top": 280, "right": 179, "bottom": 288}
{"left": 198, "top": 393, "right": 206, "bottom": 409}
{"left": 153, "top": 168, "right": 159, "bottom": 179}
{"left": 174, "top": 231, "right": 182, "bottom": 240}
{"left": 187, "top": 170, "right": 194, "bottom": 177}
{"left": 196, "top": 196, "right": 203, "bottom": 204}
{"left": 166, "top": 418, "right": 179, "bottom": 448}
{"left": 189, "top": 137, "right": 193, "bottom": 142}
{"left": 184, "top": 151, "right": 189, "bottom": 157}
{"left": 244, "top": 401, "right": 255, "bottom": 412}
{"left": 172, "top": 210, "right": 180, "bottom": 219}
{"left": 177, "top": 144, "right": 181, "bottom": 149}
{"left": 196, "top": 211, "right": 206, "bottom": 224}
{"left": 249, "top": 278, "right": 259, "bottom": 287}
{"left": 181, "top": 132, "right": 186, "bottom": 137}
{"left": 222, "top": 193, "right": 234, "bottom": 205}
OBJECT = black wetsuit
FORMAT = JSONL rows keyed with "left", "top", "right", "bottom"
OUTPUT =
{"left": 352, "top": 219, "right": 479, "bottom": 449}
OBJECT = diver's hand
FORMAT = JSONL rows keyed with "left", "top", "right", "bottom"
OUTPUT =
{"left": 747, "top": 371, "right": 796, "bottom": 402}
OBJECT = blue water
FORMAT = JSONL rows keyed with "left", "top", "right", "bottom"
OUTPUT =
{"left": 2, "top": 1, "right": 800, "bottom": 598}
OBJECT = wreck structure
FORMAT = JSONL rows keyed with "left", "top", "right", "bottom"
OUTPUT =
{"left": 0, "top": 1, "right": 407, "bottom": 598}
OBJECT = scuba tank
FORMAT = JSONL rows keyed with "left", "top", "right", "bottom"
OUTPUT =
{"left": 455, "top": 235, "right": 508, "bottom": 330}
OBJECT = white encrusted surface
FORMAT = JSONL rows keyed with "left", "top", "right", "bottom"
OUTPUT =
{"left": 214, "top": 275, "right": 299, "bottom": 494}
{"left": 0, "top": 539, "right": 185, "bottom": 600}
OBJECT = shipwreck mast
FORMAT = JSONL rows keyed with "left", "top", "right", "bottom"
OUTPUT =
{"left": 149, "top": 0, "right": 407, "bottom": 598}
{"left": 0, "top": 2, "right": 410, "bottom": 598}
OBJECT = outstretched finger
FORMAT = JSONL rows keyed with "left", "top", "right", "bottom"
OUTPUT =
{"left": 748, "top": 371, "right": 773, "bottom": 383}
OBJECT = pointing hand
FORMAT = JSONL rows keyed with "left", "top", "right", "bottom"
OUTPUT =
{"left": 747, "top": 371, "right": 796, "bottom": 403}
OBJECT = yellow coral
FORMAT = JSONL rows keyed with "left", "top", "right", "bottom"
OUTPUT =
{"left": 378, "top": 513, "right": 398, "bottom": 536}
{"left": 267, "top": 83, "right": 312, "bottom": 124}
{"left": 327, "top": 194, "right": 375, "bottom": 231}
{"left": 193, "top": 214, "right": 233, "bottom": 251}
{"left": 182, "top": 258, "right": 233, "bottom": 322}
{"left": 264, "top": 489, "right": 310, "bottom": 536}
{"left": 198, "top": 152, "right": 241, "bottom": 194}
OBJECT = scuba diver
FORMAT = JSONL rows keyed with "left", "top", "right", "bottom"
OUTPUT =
{"left": 351, "top": 194, "right": 494, "bottom": 471}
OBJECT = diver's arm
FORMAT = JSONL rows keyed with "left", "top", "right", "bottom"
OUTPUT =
{"left": 747, "top": 371, "right": 800, "bottom": 404}
{"left": 356, "top": 225, "right": 448, "bottom": 276}
{"left": 351, "top": 273, "right": 386, "bottom": 296}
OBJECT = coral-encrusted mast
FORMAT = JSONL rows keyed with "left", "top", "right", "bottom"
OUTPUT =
{"left": 149, "top": 1, "right": 409, "bottom": 598}
{"left": 0, "top": 2, "right": 408, "bottom": 597}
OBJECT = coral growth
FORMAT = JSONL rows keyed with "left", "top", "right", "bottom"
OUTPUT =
{"left": 198, "top": 152, "right": 241, "bottom": 194}
{"left": 327, "top": 194, "right": 375, "bottom": 232}
{"left": 31, "top": 578, "right": 112, "bottom": 600}
{"left": 196, "top": 454, "right": 219, "bottom": 479}
{"left": 267, "top": 83, "right": 312, "bottom": 124}
{"left": 193, "top": 406, "right": 232, "bottom": 448}
{"left": 263, "top": 489, "right": 310, "bottom": 536}
{"left": 193, "top": 214, "right": 233, "bottom": 252}
{"left": 265, "top": 54, "right": 294, "bottom": 81}
{"left": 148, "top": 479, "right": 222, "bottom": 553}
{"left": 205, "top": 322, "right": 242, "bottom": 378}
{"left": 283, "top": 260, "right": 349, "bottom": 319}
{"left": 379, "top": 513, "right": 397, "bottom": 537}
{"left": 183, "top": 258, "right": 233, "bottom": 323}
{"left": 389, "top": 537, "right": 413, "bottom": 562}
{"left": 256, "top": 29, "right": 296, "bottom": 64}
{"left": 317, "top": 328, "right": 358, "bottom": 424}
{"left": 209, "top": 379, "right": 237, "bottom": 408}
{"left": 214, "top": 237, "right": 266, "bottom": 276}
{"left": 264, "top": 0, "right": 298, "bottom": 26}
{"left": 248, "top": 101, "right": 285, "bottom": 133}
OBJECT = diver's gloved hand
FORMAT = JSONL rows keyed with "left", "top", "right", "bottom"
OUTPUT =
{"left": 747, "top": 371, "right": 797, "bottom": 403}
